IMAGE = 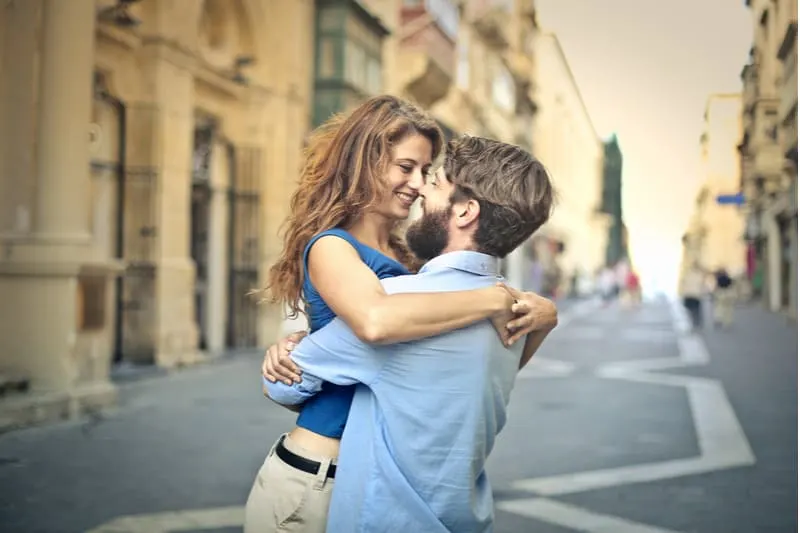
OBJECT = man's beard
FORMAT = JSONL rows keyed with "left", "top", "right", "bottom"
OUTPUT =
{"left": 406, "top": 207, "right": 451, "bottom": 261}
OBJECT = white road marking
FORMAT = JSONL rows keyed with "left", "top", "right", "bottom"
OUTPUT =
{"left": 518, "top": 356, "right": 577, "bottom": 379}
{"left": 556, "top": 298, "right": 603, "bottom": 330}
{"left": 502, "top": 298, "right": 755, "bottom": 531}
{"left": 517, "top": 299, "right": 601, "bottom": 380}
{"left": 497, "top": 497, "right": 682, "bottom": 533}
{"left": 91, "top": 300, "right": 739, "bottom": 533}
{"left": 85, "top": 506, "right": 243, "bottom": 533}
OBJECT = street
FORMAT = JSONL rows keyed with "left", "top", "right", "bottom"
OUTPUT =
{"left": 0, "top": 298, "right": 796, "bottom": 533}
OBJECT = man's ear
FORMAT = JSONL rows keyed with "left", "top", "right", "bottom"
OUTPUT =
{"left": 452, "top": 198, "right": 480, "bottom": 229}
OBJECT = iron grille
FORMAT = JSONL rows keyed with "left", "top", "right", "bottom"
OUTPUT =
{"left": 227, "top": 145, "right": 263, "bottom": 348}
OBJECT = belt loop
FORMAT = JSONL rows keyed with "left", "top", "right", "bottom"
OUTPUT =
{"left": 269, "top": 433, "right": 286, "bottom": 458}
{"left": 313, "top": 456, "right": 331, "bottom": 490}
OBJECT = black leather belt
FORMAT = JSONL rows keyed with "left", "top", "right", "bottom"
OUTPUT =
{"left": 275, "top": 436, "right": 337, "bottom": 479}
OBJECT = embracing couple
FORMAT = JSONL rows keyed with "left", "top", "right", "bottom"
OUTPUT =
{"left": 245, "top": 95, "right": 557, "bottom": 532}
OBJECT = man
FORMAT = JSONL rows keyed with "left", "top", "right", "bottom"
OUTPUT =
{"left": 264, "top": 136, "right": 556, "bottom": 532}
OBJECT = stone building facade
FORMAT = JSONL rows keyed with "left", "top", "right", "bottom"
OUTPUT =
{"left": 1, "top": 0, "right": 549, "bottom": 428}
{"left": 0, "top": 0, "right": 314, "bottom": 427}
{"left": 739, "top": 0, "right": 797, "bottom": 315}
{"left": 681, "top": 94, "right": 747, "bottom": 287}
{"left": 530, "top": 32, "right": 608, "bottom": 296}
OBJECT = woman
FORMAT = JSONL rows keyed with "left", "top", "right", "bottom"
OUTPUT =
{"left": 244, "top": 95, "right": 544, "bottom": 532}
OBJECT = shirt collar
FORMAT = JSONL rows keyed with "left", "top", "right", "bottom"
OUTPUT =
{"left": 418, "top": 251, "right": 501, "bottom": 277}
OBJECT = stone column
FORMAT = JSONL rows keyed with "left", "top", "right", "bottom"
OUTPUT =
{"left": 0, "top": 0, "right": 118, "bottom": 430}
{"left": 34, "top": 0, "right": 96, "bottom": 241}
{"left": 138, "top": 42, "right": 200, "bottom": 367}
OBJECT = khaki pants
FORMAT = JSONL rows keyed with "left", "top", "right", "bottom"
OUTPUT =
{"left": 244, "top": 434, "right": 336, "bottom": 533}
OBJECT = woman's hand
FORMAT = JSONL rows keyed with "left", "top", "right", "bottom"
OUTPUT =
{"left": 262, "top": 330, "right": 308, "bottom": 385}
{"left": 492, "top": 283, "right": 558, "bottom": 347}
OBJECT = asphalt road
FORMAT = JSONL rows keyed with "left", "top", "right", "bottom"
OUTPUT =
{"left": 0, "top": 297, "right": 795, "bottom": 533}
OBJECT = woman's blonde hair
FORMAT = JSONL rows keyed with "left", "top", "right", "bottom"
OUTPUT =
{"left": 261, "top": 95, "right": 443, "bottom": 319}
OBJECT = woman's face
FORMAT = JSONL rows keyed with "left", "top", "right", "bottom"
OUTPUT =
{"left": 373, "top": 133, "right": 433, "bottom": 221}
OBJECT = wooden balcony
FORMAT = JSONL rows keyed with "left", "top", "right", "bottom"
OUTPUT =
{"left": 741, "top": 63, "right": 758, "bottom": 113}
{"left": 469, "top": 0, "right": 511, "bottom": 49}
{"left": 778, "top": 34, "right": 797, "bottom": 129}
{"left": 397, "top": 0, "right": 458, "bottom": 107}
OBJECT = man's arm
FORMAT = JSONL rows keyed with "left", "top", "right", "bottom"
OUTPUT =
{"left": 263, "top": 318, "right": 388, "bottom": 405}
{"left": 263, "top": 372, "right": 325, "bottom": 406}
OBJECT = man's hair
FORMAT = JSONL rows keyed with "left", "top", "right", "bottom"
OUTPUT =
{"left": 442, "top": 135, "right": 554, "bottom": 258}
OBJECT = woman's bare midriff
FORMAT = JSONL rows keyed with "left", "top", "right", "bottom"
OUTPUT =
{"left": 288, "top": 426, "right": 341, "bottom": 458}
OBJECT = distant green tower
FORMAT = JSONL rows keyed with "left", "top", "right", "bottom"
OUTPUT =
{"left": 600, "top": 135, "right": 627, "bottom": 266}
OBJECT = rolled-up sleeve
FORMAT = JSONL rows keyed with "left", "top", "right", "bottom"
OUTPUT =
{"left": 262, "top": 373, "right": 325, "bottom": 405}
{"left": 292, "top": 319, "right": 388, "bottom": 386}
{"left": 263, "top": 318, "right": 388, "bottom": 406}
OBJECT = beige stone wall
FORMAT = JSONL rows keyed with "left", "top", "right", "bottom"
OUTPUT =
{"left": 0, "top": 0, "right": 551, "bottom": 427}
{"left": 0, "top": 0, "right": 121, "bottom": 414}
{"left": 361, "top": 0, "right": 401, "bottom": 96}
{"left": 740, "top": 0, "right": 797, "bottom": 312}
{"left": 698, "top": 94, "right": 747, "bottom": 276}
{"left": 0, "top": 0, "right": 315, "bottom": 425}
{"left": 532, "top": 32, "right": 606, "bottom": 279}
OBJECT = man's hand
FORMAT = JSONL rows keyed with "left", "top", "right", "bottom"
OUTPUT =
{"left": 262, "top": 330, "right": 307, "bottom": 385}
{"left": 498, "top": 283, "right": 558, "bottom": 346}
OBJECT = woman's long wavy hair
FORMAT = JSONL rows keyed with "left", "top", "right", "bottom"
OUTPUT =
{"left": 262, "top": 95, "right": 444, "bottom": 319}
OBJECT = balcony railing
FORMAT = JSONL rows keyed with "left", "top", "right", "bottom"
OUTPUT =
{"left": 398, "top": 0, "right": 458, "bottom": 106}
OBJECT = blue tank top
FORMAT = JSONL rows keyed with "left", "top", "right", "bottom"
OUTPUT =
{"left": 295, "top": 228, "right": 409, "bottom": 438}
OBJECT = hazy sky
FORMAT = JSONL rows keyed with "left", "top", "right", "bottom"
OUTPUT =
{"left": 535, "top": 0, "right": 752, "bottom": 294}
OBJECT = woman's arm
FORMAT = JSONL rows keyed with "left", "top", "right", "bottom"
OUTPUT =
{"left": 518, "top": 326, "right": 555, "bottom": 369}
{"left": 308, "top": 236, "right": 511, "bottom": 344}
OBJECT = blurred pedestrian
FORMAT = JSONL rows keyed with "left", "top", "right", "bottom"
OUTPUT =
{"left": 623, "top": 269, "right": 641, "bottom": 308}
{"left": 713, "top": 267, "right": 735, "bottom": 328}
{"left": 598, "top": 266, "right": 616, "bottom": 304}
{"left": 680, "top": 262, "right": 706, "bottom": 329}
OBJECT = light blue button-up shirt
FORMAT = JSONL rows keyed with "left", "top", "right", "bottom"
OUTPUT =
{"left": 265, "top": 251, "right": 523, "bottom": 533}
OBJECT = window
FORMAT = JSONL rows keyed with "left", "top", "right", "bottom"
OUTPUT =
{"left": 345, "top": 38, "right": 366, "bottom": 87}
{"left": 367, "top": 56, "right": 382, "bottom": 95}
{"left": 318, "top": 36, "right": 337, "bottom": 78}
{"left": 456, "top": 34, "right": 470, "bottom": 89}
{"left": 318, "top": 5, "right": 343, "bottom": 32}
{"left": 313, "top": 1, "right": 387, "bottom": 126}
{"left": 492, "top": 64, "right": 515, "bottom": 112}
{"left": 78, "top": 277, "right": 106, "bottom": 331}
{"left": 345, "top": 14, "right": 383, "bottom": 95}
